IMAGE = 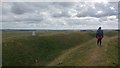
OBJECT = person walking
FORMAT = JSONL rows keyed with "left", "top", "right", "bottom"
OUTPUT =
{"left": 96, "top": 27, "right": 104, "bottom": 47}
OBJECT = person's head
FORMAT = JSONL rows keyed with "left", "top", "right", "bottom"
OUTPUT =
{"left": 98, "top": 27, "right": 101, "bottom": 29}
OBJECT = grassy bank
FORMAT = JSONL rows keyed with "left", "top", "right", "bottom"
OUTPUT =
{"left": 2, "top": 31, "right": 118, "bottom": 66}
{"left": 2, "top": 32, "right": 94, "bottom": 66}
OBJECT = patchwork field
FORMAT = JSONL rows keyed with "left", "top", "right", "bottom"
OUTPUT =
{"left": 2, "top": 31, "right": 119, "bottom": 66}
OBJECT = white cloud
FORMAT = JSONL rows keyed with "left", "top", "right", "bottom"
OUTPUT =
{"left": 1, "top": 2, "right": 118, "bottom": 29}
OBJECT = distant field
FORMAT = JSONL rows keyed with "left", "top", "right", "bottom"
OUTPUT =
{"left": 2, "top": 31, "right": 119, "bottom": 66}
{"left": 0, "top": 32, "right": 2, "bottom": 67}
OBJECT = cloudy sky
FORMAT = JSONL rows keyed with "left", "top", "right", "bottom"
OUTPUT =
{"left": 1, "top": 2, "right": 118, "bottom": 29}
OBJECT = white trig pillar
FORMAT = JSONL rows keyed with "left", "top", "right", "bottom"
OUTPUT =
{"left": 32, "top": 31, "right": 36, "bottom": 36}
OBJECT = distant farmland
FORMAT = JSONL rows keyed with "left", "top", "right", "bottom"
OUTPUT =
{"left": 2, "top": 30, "right": 119, "bottom": 66}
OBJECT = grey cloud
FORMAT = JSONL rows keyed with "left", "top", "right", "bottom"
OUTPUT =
{"left": 2, "top": 12, "right": 44, "bottom": 23}
{"left": 76, "top": 2, "right": 118, "bottom": 18}
{"left": 11, "top": 2, "right": 34, "bottom": 15}
{"left": 52, "top": 2, "right": 75, "bottom": 8}
{"left": 1, "top": 2, "right": 118, "bottom": 29}
{"left": 99, "top": 15, "right": 117, "bottom": 22}
{"left": 52, "top": 10, "right": 71, "bottom": 18}
{"left": 2, "top": 3, "right": 13, "bottom": 15}
{"left": 49, "top": 2, "right": 75, "bottom": 18}
{"left": 65, "top": 19, "right": 84, "bottom": 26}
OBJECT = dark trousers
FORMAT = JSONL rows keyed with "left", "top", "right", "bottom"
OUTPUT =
{"left": 97, "top": 38, "right": 102, "bottom": 46}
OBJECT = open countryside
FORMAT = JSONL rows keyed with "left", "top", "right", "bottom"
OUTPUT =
{"left": 2, "top": 30, "right": 119, "bottom": 66}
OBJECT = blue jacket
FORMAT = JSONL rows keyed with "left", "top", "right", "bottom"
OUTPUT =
{"left": 96, "top": 29, "right": 103, "bottom": 37}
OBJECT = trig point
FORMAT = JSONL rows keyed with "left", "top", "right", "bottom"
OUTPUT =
{"left": 32, "top": 31, "right": 36, "bottom": 36}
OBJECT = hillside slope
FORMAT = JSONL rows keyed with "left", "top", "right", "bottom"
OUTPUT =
{"left": 47, "top": 36, "right": 118, "bottom": 66}
{"left": 2, "top": 32, "right": 118, "bottom": 66}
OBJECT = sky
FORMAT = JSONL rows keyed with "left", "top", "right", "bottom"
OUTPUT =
{"left": 1, "top": 1, "right": 119, "bottom": 30}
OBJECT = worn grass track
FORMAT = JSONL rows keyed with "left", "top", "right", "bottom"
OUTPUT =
{"left": 47, "top": 36, "right": 118, "bottom": 66}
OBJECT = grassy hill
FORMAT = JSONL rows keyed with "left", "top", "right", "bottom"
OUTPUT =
{"left": 2, "top": 31, "right": 118, "bottom": 66}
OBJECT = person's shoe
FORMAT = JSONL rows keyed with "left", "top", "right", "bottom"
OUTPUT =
{"left": 97, "top": 44, "right": 100, "bottom": 48}
{"left": 97, "top": 44, "right": 99, "bottom": 46}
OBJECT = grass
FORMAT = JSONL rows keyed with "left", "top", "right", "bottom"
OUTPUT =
{"left": 2, "top": 31, "right": 118, "bottom": 66}
{"left": 104, "top": 31, "right": 118, "bottom": 37}
{"left": 2, "top": 32, "right": 94, "bottom": 66}
{"left": 48, "top": 34, "right": 118, "bottom": 66}
{"left": 0, "top": 32, "right": 2, "bottom": 66}
{"left": 106, "top": 36, "right": 118, "bottom": 66}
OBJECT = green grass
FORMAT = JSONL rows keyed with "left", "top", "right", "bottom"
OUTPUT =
{"left": 55, "top": 38, "right": 96, "bottom": 66}
{"left": 2, "top": 32, "right": 94, "bottom": 66}
{"left": 2, "top": 31, "right": 118, "bottom": 66}
{"left": 0, "top": 32, "right": 2, "bottom": 66}
{"left": 48, "top": 33, "right": 118, "bottom": 66}
{"left": 104, "top": 31, "right": 118, "bottom": 37}
{"left": 106, "top": 36, "right": 118, "bottom": 66}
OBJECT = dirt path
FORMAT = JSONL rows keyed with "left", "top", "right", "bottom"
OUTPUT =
{"left": 82, "top": 36, "right": 118, "bottom": 66}
{"left": 47, "top": 38, "right": 96, "bottom": 66}
{"left": 81, "top": 36, "right": 109, "bottom": 66}
{"left": 47, "top": 36, "right": 117, "bottom": 66}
